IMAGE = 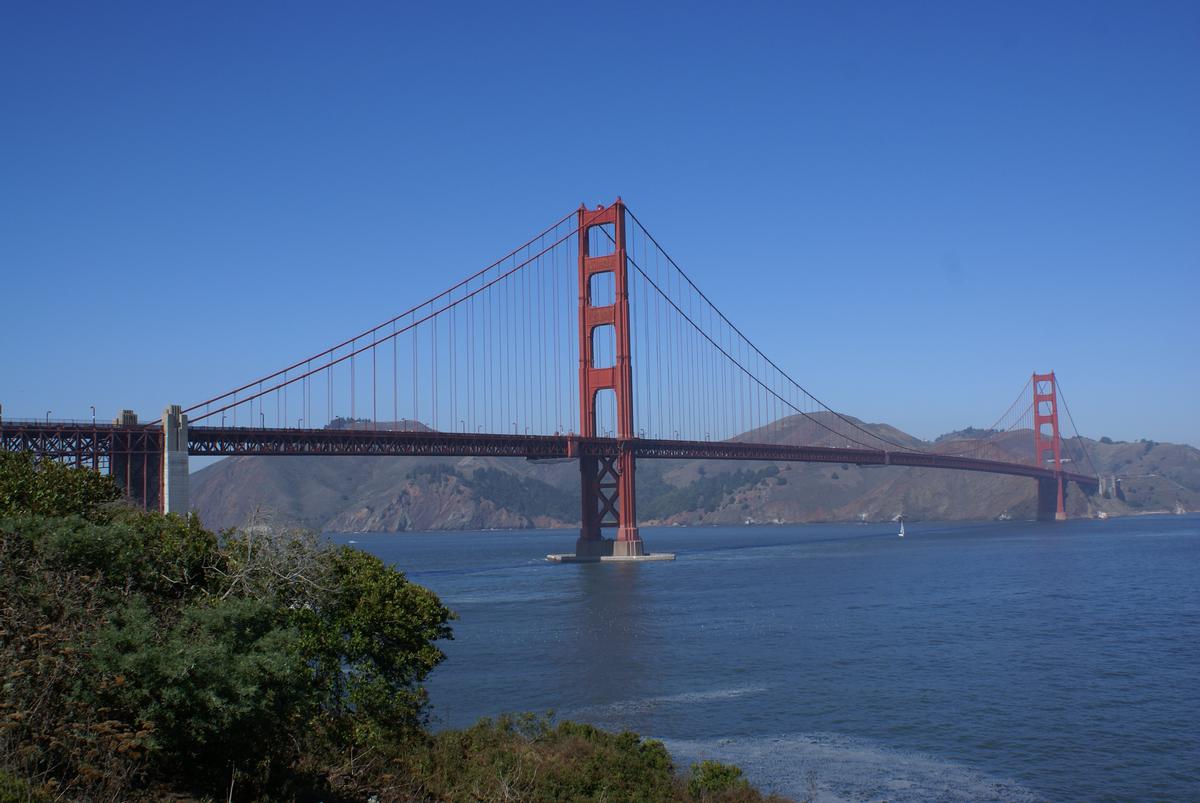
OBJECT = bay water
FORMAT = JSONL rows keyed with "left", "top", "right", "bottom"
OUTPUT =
{"left": 333, "top": 515, "right": 1200, "bottom": 801}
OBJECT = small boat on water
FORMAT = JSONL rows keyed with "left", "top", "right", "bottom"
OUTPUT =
{"left": 897, "top": 517, "right": 906, "bottom": 538}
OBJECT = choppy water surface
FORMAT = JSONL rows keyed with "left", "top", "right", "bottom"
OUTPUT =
{"left": 334, "top": 516, "right": 1200, "bottom": 801}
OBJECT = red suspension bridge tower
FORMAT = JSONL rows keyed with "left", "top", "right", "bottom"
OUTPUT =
{"left": 573, "top": 199, "right": 648, "bottom": 558}
{"left": 1033, "top": 371, "right": 1067, "bottom": 521}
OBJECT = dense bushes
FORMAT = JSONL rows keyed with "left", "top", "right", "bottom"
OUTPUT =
{"left": 0, "top": 453, "right": 453, "bottom": 799}
{"left": 377, "top": 715, "right": 785, "bottom": 803}
{"left": 0, "top": 452, "right": 123, "bottom": 519}
{"left": 0, "top": 453, "right": 785, "bottom": 801}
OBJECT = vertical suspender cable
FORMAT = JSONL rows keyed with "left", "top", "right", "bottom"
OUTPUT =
{"left": 372, "top": 332, "right": 377, "bottom": 429}
{"left": 392, "top": 324, "right": 398, "bottom": 428}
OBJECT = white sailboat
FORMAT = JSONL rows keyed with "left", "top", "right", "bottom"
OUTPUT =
{"left": 897, "top": 516, "right": 906, "bottom": 538}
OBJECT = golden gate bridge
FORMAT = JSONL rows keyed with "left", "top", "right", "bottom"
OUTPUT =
{"left": 0, "top": 199, "right": 1099, "bottom": 560}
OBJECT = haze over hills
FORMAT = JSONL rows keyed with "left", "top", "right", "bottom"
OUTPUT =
{"left": 190, "top": 414, "right": 1200, "bottom": 532}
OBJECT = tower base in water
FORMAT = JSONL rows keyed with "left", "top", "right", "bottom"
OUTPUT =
{"left": 546, "top": 536, "right": 675, "bottom": 563}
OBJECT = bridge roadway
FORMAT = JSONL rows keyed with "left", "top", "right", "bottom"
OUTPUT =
{"left": 0, "top": 421, "right": 1099, "bottom": 490}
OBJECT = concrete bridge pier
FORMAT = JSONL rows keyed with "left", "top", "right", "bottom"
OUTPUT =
{"left": 1037, "top": 475, "right": 1067, "bottom": 522}
{"left": 162, "top": 404, "right": 189, "bottom": 515}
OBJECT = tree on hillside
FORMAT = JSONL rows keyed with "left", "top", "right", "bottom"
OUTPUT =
{"left": 0, "top": 452, "right": 454, "bottom": 800}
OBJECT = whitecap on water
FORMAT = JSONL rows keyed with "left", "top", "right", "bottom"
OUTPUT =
{"left": 661, "top": 733, "right": 1047, "bottom": 803}
{"left": 442, "top": 589, "right": 574, "bottom": 605}
{"left": 569, "top": 685, "right": 769, "bottom": 720}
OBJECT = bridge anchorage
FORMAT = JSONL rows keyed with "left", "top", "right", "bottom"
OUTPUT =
{"left": 0, "top": 198, "right": 1100, "bottom": 552}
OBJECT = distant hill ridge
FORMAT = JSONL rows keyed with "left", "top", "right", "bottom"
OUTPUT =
{"left": 189, "top": 415, "right": 1200, "bottom": 532}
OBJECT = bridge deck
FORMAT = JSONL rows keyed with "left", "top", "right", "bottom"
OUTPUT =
{"left": 1, "top": 421, "right": 1098, "bottom": 489}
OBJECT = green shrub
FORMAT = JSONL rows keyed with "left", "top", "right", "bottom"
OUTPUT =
{"left": 403, "top": 714, "right": 679, "bottom": 803}
{"left": 0, "top": 769, "right": 44, "bottom": 803}
{"left": 0, "top": 455, "right": 455, "bottom": 800}
{"left": 83, "top": 596, "right": 311, "bottom": 789}
{"left": 689, "top": 759, "right": 751, "bottom": 798}
{"left": 374, "top": 715, "right": 788, "bottom": 803}
{"left": 294, "top": 545, "right": 454, "bottom": 743}
{"left": 0, "top": 452, "right": 121, "bottom": 521}
{"left": 4, "top": 509, "right": 218, "bottom": 602}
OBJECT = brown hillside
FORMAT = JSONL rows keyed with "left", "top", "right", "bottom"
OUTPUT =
{"left": 189, "top": 420, "right": 1200, "bottom": 531}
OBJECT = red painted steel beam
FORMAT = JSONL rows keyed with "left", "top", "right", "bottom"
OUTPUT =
{"left": 625, "top": 437, "right": 1096, "bottom": 488}
{"left": 186, "top": 426, "right": 575, "bottom": 459}
{"left": 0, "top": 423, "right": 1098, "bottom": 492}
{"left": 0, "top": 422, "right": 161, "bottom": 458}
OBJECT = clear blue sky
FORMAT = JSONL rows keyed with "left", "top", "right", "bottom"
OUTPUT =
{"left": 2, "top": 1, "right": 1197, "bottom": 446}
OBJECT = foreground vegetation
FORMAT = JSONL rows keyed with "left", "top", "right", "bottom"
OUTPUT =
{"left": 0, "top": 453, "right": 787, "bottom": 802}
